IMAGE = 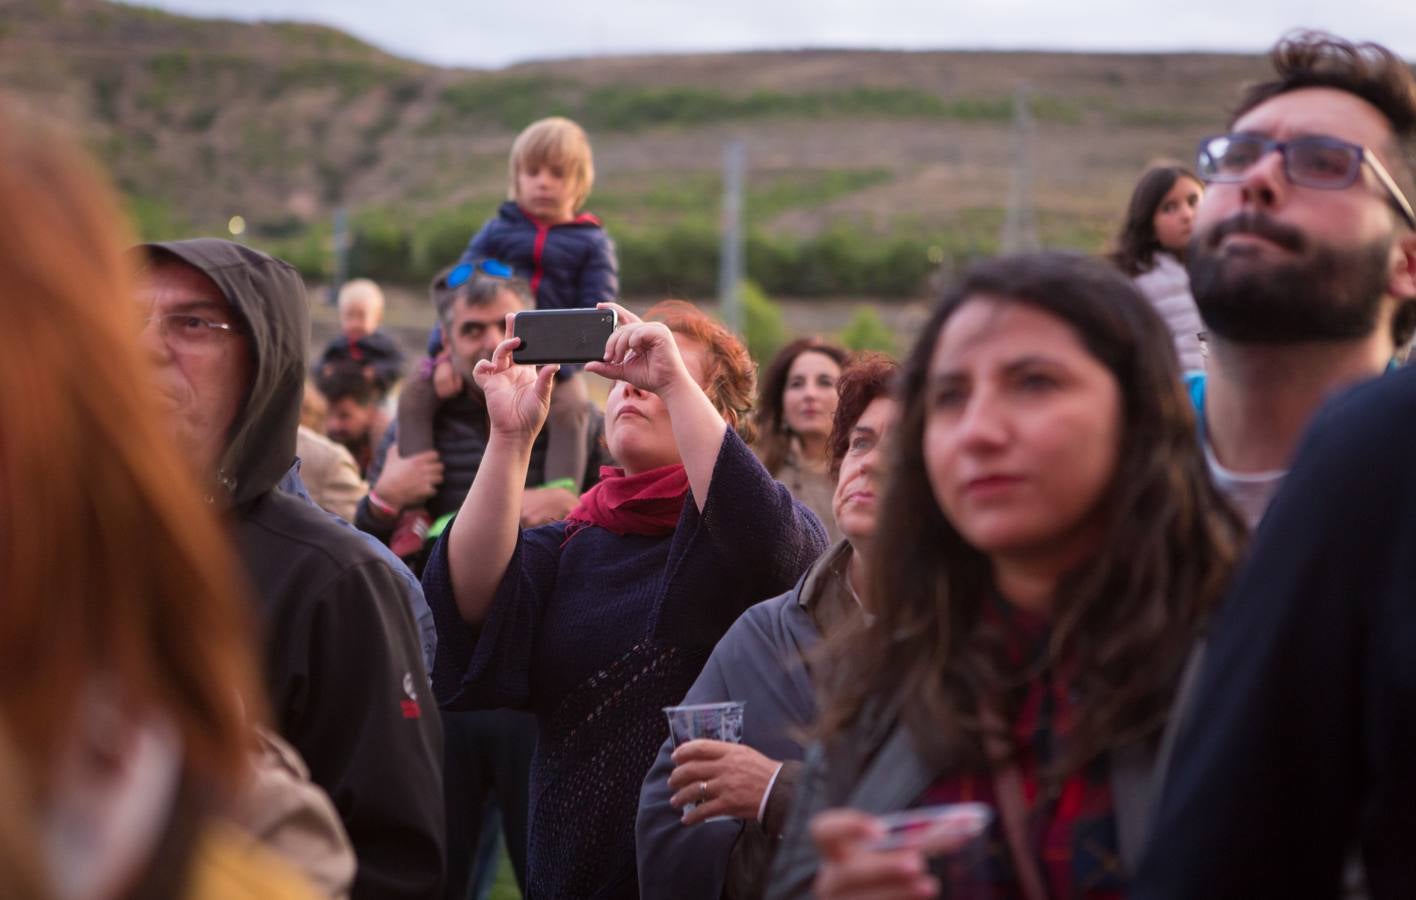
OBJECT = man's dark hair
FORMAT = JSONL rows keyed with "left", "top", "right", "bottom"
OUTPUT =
{"left": 428, "top": 263, "right": 532, "bottom": 328}
{"left": 315, "top": 360, "right": 377, "bottom": 406}
{"left": 1233, "top": 31, "right": 1416, "bottom": 192}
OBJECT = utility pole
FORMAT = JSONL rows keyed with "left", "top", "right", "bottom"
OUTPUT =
{"left": 718, "top": 139, "right": 746, "bottom": 334}
{"left": 1000, "top": 84, "right": 1040, "bottom": 253}
{"left": 330, "top": 206, "right": 350, "bottom": 306}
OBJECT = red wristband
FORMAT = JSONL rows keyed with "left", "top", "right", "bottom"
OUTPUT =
{"left": 367, "top": 489, "right": 398, "bottom": 518}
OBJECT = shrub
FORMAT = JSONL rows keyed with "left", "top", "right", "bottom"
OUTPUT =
{"left": 740, "top": 279, "right": 786, "bottom": 364}
{"left": 348, "top": 219, "right": 413, "bottom": 282}
{"left": 439, "top": 76, "right": 569, "bottom": 130}
{"left": 838, "top": 306, "right": 896, "bottom": 355}
{"left": 617, "top": 223, "right": 720, "bottom": 298}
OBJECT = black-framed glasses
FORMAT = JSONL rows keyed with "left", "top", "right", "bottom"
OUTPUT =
{"left": 446, "top": 258, "right": 513, "bottom": 289}
{"left": 143, "top": 312, "right": 241, "bottom": 349}
{"left": 1197, "top": 133, "right": 1416, "bottom": 230}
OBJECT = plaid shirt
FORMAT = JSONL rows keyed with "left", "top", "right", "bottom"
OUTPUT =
{"left": 917, "top": 601, "right": 1126, "bottom": 900}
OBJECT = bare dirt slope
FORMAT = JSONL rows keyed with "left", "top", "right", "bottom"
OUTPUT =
{"left": 0, "top": 0, "right": 1274, "bottom": 247}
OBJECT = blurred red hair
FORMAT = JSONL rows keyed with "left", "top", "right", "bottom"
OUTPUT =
{"left": 645, "top": 299, "right": 757, "bottom": 443}
{"left": 0, "top": 108, "right": 265, "bottom": 796}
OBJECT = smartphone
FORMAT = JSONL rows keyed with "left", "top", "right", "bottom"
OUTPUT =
{"left": 511, "top": 308, "right": 618, "bottom": 365}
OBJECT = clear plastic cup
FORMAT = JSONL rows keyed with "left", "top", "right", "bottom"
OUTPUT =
{"left": 867, "top": 803, "right": 995, "bottom": 899}
{"left": 662, "top": 701, "right": 745, "bottom": 822}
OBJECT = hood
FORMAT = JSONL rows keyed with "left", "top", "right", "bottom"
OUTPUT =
{"left": 141, "top": 238, "right": 308, "bottom": 508}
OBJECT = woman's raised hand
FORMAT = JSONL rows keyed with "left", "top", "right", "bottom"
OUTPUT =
{"left": 585, "top": 302, "right": 692, "bottom": 400}
{"left": 473, "top": 313, "right": 560, "bottom": 441}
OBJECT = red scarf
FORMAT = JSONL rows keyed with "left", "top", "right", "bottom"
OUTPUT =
{"left": 563, "top": 464, "right": 689, "bottom": 543}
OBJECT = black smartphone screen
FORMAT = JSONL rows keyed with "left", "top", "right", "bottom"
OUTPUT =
{"left": 511, "top": 308, "right": 618, "bottom": 365}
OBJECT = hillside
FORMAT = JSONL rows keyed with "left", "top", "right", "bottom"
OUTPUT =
{"left": 0, "top": 0, "right": 1275, "bottom": 297}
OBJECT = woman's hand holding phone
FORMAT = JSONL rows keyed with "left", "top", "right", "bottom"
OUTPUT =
{"left": 585, "top": 302, "right": 695, "bottom": 401}
{"left": 474, "top": 313, "right": 560, "bottom": 443}
{"left": 811, "top": 809, "right": 940, "bottom": 900}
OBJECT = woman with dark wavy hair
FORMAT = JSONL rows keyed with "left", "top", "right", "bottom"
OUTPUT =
{"left": 767, "top": 252, "right": 1245, "bottom": 900}
{"left": 753, "top": 338, "right": 851, "bottom": 541}
{"left": 1109, "top": 165, "right": 1206, "bottom": 372}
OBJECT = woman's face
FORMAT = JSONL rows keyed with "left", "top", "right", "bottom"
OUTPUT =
{"left": 923, "top": 297, "right": 1122, "bottom": 562}
{"left": 604, "top": 334, "right": 709, "bottom": 474}
{"left": 1152, "top": 176, "right": 1203, "bottom": 254}
{"left": 782, "top": 350, "right": 841, "bottom": 440}
{"left": 832, "top": 396, "right": 899, "bottom": 547}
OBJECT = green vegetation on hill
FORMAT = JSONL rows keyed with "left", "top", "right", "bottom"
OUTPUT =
{"left": 0, "top": 0, "right": 1271, "bottom": 299}
{"left": 435, "top": 79, "right": 1083, "bottom": 132}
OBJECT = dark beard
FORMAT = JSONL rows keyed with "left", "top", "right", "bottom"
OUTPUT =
{"left": 1187, "top": 212, "right": 1391, "bottom": 344}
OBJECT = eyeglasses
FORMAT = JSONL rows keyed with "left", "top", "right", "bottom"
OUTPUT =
{"left": 1197, "top": 133, "right": 1416, "bottom": 230}
{"left": 446, "top": 258, "right": 514, "bottom": 289}
{"left": 142, "top": 312, "right": 242, "bottom": 350}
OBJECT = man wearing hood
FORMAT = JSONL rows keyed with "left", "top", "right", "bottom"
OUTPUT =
{"left": 136, "top": 238, "right": 444, "bottom": 899}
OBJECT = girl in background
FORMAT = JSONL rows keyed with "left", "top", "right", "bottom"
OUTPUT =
{"left": 753, "top": 339, "right": 851, "bottom": 541}
{"left": 1110, "top": 166, "right": 1206, "bottom": 372}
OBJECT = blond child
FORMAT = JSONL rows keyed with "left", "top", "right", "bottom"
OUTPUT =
{"left": 314, "top": 278, "right": 405, "bottom": 394}
{"left": 457, "top": 116, "right": 617, "bottom": 490}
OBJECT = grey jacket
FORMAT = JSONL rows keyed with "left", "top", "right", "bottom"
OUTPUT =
{"left": 762, "top": 651, "right": 1204, "bottom": 900}
{"left": 637, "top": 542, "right": 856, "bottom": 900}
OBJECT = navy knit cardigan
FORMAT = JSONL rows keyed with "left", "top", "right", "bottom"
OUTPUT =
{"left": 424, "top": 429, "right": 826, "bottom": 899}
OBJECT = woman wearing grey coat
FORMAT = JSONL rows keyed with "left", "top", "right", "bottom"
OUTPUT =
{"left": 636, "top": 356, "right": 899, "bottom": 900}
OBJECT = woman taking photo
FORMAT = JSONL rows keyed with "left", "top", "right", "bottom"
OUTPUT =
{"left": 753, "top": 339, "right": 850, "bottom": 541}
{"left": 1110, "top": 166, "right": 1206, "bottom": 372}
{"left": 424, "top": 300, "right": 825, "bottom": 899}
{"left": 637, "top": 354, "right": 899, "bottom": 900}
{"left": 766, "top": 252, "right": 1245, "bottom": 899}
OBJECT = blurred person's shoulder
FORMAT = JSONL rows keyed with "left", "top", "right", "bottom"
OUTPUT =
{"left": 1304, "top": 365, "right": 1416, "bottom": 465}
{"left": 184, "top": 821, "right": 323, "bottom": 900}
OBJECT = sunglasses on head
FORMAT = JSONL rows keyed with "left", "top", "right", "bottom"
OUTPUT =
{"left": 446, "top": 258, "right": 514, "bottom": 289}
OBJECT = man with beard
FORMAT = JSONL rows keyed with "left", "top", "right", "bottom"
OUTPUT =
{"left": 1133, "top": 32, "right": 1416, "bottom": 899}
{"left": 354, "top": 267, "right": 606, "bottom": 569}
{"left": 1181, "top": 31, "right": 1416, "bottom": 527}
{"left": 355, "top": 265, "right": 608, "bottom": 900}
{"left": 135, "top": 239, "right": 445, "bottom": 898}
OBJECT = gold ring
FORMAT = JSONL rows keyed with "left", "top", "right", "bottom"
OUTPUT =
{"left": 698, "top": 781, "right": 708, "bottom": 804}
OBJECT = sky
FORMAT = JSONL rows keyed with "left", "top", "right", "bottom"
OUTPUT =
{"left": 128, "top": 0, "right": 1415, "bottom": 69}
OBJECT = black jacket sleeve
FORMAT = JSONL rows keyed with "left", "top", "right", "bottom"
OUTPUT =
{"left": 1134, "top": 368, "right": 1416, "bottom": 900}
{"left": 270, "top": 558, "right": 446, "bottom": 899}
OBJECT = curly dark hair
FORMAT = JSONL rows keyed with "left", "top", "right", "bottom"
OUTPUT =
{"left": 827, "top": 353, "right": 899, "bottom": 479}
{"left": 815, "top": 251, "right": 1246, "bottom": 782}
{"left": 1108, "top": 165, "right": 1201, "bottom": 277}
{"left": 753, "top": 337, "right": 850, "bottom": 475}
